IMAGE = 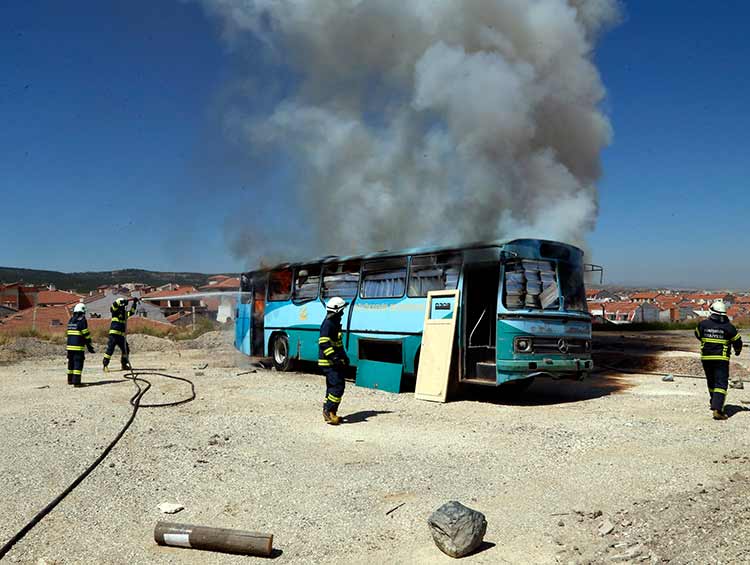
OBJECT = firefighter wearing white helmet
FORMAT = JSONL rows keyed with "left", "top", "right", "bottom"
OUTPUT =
{"left": 66, "top": 301, "right": 95, "bottom": 387}
{"left": 695, "top": 300, "right": 742, "bottom": 420}
{"left": 319, "top": 296, "right": 350, "bottom": 424}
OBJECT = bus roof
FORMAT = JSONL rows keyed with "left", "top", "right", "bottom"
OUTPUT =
{"left": 245, "top": 238, "right": 583, "bottom": 275}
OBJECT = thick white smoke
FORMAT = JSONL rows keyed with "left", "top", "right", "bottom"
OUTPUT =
{"left": 205, "top": 0, "right": 620, "bottom": 263}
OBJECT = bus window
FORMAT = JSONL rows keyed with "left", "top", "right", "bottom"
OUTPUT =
{"left": 293, "top": 265, "right": 321, "bottom": 302}
{"left": 503, "top": 259, "right": 560, "bottom": 310}
{"left": 321, "top": 262, "right": 360, "bottom": 300}
{"left": 558, "top": 261, "right": 587, "bottom": 312}
{"left": 268, "top": 269, "right": 292, "bottom": 301}
{"left": 361, "top": 258, "right": 407, "bottom": 299}
{"left": 408, "top": 253, "right": 461, "bottom": 297}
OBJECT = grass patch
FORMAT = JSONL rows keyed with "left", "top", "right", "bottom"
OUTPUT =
{"left": 173, "top": 318, "right": 218, "bottom": 341}
{"left": 0, "top": 329, "right": 65, "bottom": 343}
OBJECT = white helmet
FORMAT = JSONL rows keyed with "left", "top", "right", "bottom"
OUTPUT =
{"left": 325, "top": 297, "right": 347, "bottom": 315}
{"left": 73, "top": 303, "right": 86, "bottom": 314}
{"left": 115, "top": 297, "right": 127, "bottom": 307}
{"left": 710, "top": 300, "right": 727, "bottom": 316}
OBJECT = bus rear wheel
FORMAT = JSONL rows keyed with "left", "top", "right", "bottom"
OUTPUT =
{"left": 272, "top": 334, "right": 294, "bottom": 372}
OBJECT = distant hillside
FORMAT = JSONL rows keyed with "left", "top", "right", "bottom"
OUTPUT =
{"left": 0, "top": 267, "right": 225, "bottom": 293}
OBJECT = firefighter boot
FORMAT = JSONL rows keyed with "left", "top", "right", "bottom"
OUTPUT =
{"left": 323, "top": 408, "right": 340, "bottom": 425}
{"left": 713, "top": 410, "right": 728, "bottom": 421}
{"left": 329, "top": 408, "right": 342, "bottom": 425}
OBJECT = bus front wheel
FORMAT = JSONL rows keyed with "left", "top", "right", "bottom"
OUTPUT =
{"left": 272, "top": 334, "right": 294, "bottom": 372}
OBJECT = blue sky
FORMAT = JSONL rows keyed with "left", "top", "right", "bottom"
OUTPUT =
{"left": 1, "top": 1, "right": 749, "bottom": 287}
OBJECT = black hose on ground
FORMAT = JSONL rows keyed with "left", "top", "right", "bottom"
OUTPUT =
{"left": 0, "top": 367, "right": 195, "bottom": 560}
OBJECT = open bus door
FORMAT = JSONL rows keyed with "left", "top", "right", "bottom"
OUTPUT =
{"left": 236, "top": 275, "right": 266, "bottom": 356}
{"left": 251, "top": 277, "right": 266, "bottom": 356}
{"left": 236, "top": 281, "right": 252, "bottom": 355}
{"left": 461, "top": 262, "right": 500, "bottom": 383}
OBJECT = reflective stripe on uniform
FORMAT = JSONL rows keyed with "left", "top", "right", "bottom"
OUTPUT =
{"left": 327, "top": 394, "right": 341, "bottom": 403}
{"left": 701, "top": 355, "right": 730, "bottom": 361}
{"left": 323, "top": 347, "right": 335, "bottom": 356}
{"left": 82, "top": 329, "right": 91, "bottom": 336}
{"left": 711, "top": 387, "right": 727, "bottom": 395}
{"left": 103, "top": 353, "right": 112, "bottom": 359}
{"left": 319, "top": 337, "right": 332, "bottom": 344}
{"left": 318, "top": 360, "right": 333, "bottom": 366}
{"left": 732, "top": 333, "right": 742, "bottom": 341}
{"left": 71, "top": 370, "right": 82, "bottom": 375}
{"left": 67, "top": 330, "right": 82, "bottom": 336}
{"left": 66, "top": 345, "right": 85, "bottom": 351}
{"left": 701, "top": 337, "right": 729, "bottom": 344}
{"left": 109, "top": 329, "right": 125, "bottom": 336}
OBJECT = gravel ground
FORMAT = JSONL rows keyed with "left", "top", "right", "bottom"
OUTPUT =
{"left": 2, "top": 331, "right": 750, "bottom": 564}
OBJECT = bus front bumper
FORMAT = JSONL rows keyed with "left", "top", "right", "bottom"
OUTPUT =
{"left": 496, "top": 358, "right": 593, "bottom": 383}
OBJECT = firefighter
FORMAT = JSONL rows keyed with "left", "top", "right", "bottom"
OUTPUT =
{"left": 695, "top": 300, "right": 743, "bottom": 420}
{"left": 66, "top": 303, "right": 95, "bottom": 387}
{"left": 103, "top": 297, "right": 138, "bottom": 371}
{"left": 319, "top": 297, "right": 350, "bottom": 425}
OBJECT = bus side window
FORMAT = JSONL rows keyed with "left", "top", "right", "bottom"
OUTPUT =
{"left": 408, "top": 253, "right": 461, "bottom": 297}
{"left": 293, "top": 265, "right": 321, "bottom": 302}
{"left": 321, "top": 262, "right": 360, "bottom": 300}
{"left": 361, "top": 258, "right": 407, "bottom": 299}
{"left": 268, "top": 269, "right": 292, "bottom": 301}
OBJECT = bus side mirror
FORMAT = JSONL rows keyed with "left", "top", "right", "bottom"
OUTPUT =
{"left": 584, "top": 264, "right": 604, "bottom": 285}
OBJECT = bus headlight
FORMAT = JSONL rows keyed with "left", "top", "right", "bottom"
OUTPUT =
{"left": 584, "top": 340, "right": 591, "bottom": 352}
{"left": 515, "top": 337, "right": 532, "bottom": 353}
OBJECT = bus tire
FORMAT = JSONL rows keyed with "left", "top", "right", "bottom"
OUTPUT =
{"left": 271, "top": 334, "right": 294, "bottom": 372}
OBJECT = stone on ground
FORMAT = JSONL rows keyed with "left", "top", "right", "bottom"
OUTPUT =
{"left": 427, "top": 500, "right": 487, "bottom": 558}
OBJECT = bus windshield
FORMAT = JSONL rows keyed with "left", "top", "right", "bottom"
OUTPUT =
{"left": 503, "top": 259, "right": 587, "bottom": 313}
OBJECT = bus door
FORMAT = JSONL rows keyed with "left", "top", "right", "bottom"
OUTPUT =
{"left": 462, "top": 261, "right": 500, "bottom": 381}
{"left": 251, "top": 277, "right": 266, "bottom": 356}
{"left": 236, "top": 277, "right": 253, "bottom": 355}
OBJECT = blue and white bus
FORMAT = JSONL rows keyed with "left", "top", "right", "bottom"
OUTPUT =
{"left": 235, "top": 239, "right": 594, "bottom": 392}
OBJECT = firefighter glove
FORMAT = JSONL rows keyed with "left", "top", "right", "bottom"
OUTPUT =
{"left": 87, "top": 344, "right": 96, "bottom": 354}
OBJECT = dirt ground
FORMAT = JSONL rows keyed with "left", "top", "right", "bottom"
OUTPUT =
{"left": 1, "top": 330, "right": 750, "bottom": 564}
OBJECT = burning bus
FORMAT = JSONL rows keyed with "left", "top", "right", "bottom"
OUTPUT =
{"left": 235, "top": 238, "right": 595, "bottom": 393}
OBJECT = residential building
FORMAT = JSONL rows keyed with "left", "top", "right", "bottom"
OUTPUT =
{"left": 589, "top": 301, "right": 660, "bottom": 324}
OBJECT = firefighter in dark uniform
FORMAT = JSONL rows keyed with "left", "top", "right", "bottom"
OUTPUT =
{"left": 103, "top": 297, "right": 138, "bottom": 371}
{"left": 695, "top": 301, "right": 743, "bottom": 420}
{"left": 319, "top": 297, "right": 349, "bottom": 425}
{"left": 66, "top": 303, "right": 95, "bottom": 387}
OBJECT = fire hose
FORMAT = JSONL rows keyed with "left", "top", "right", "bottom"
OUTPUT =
{"left": 0, "top": 366, "right": 196, "bottom": 560}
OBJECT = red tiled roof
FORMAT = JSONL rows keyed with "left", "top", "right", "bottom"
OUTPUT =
{"left": 141, "top": 286, "right": 197, "bottom": 299}
{"left": 629, "top": 292, "right": 661, "bottom": 300}
{"left": 0, "top": 306, "right": 72, "bottom": 334}
{"left": 683, "top": 293, "right": 730, "bottom": 302}
{"left": 36, "top": 290, "right": 84, "bottom": 306}
{"left": 0, "top": 306, "right": 175, "bottom": 335}
{"left": 208, "top": 275, "right": 230, "bottom": 282}
{"left": 199, "top": 277, "right": 240, "bottom": 292}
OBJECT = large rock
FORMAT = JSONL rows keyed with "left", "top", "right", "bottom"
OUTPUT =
{"left": 427, "top": 501, "right": 487, "bottom": 558}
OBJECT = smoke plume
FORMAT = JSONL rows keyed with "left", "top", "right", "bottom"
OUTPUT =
{"left": 205, "top": 0, "right": 620, "bottom": 265}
